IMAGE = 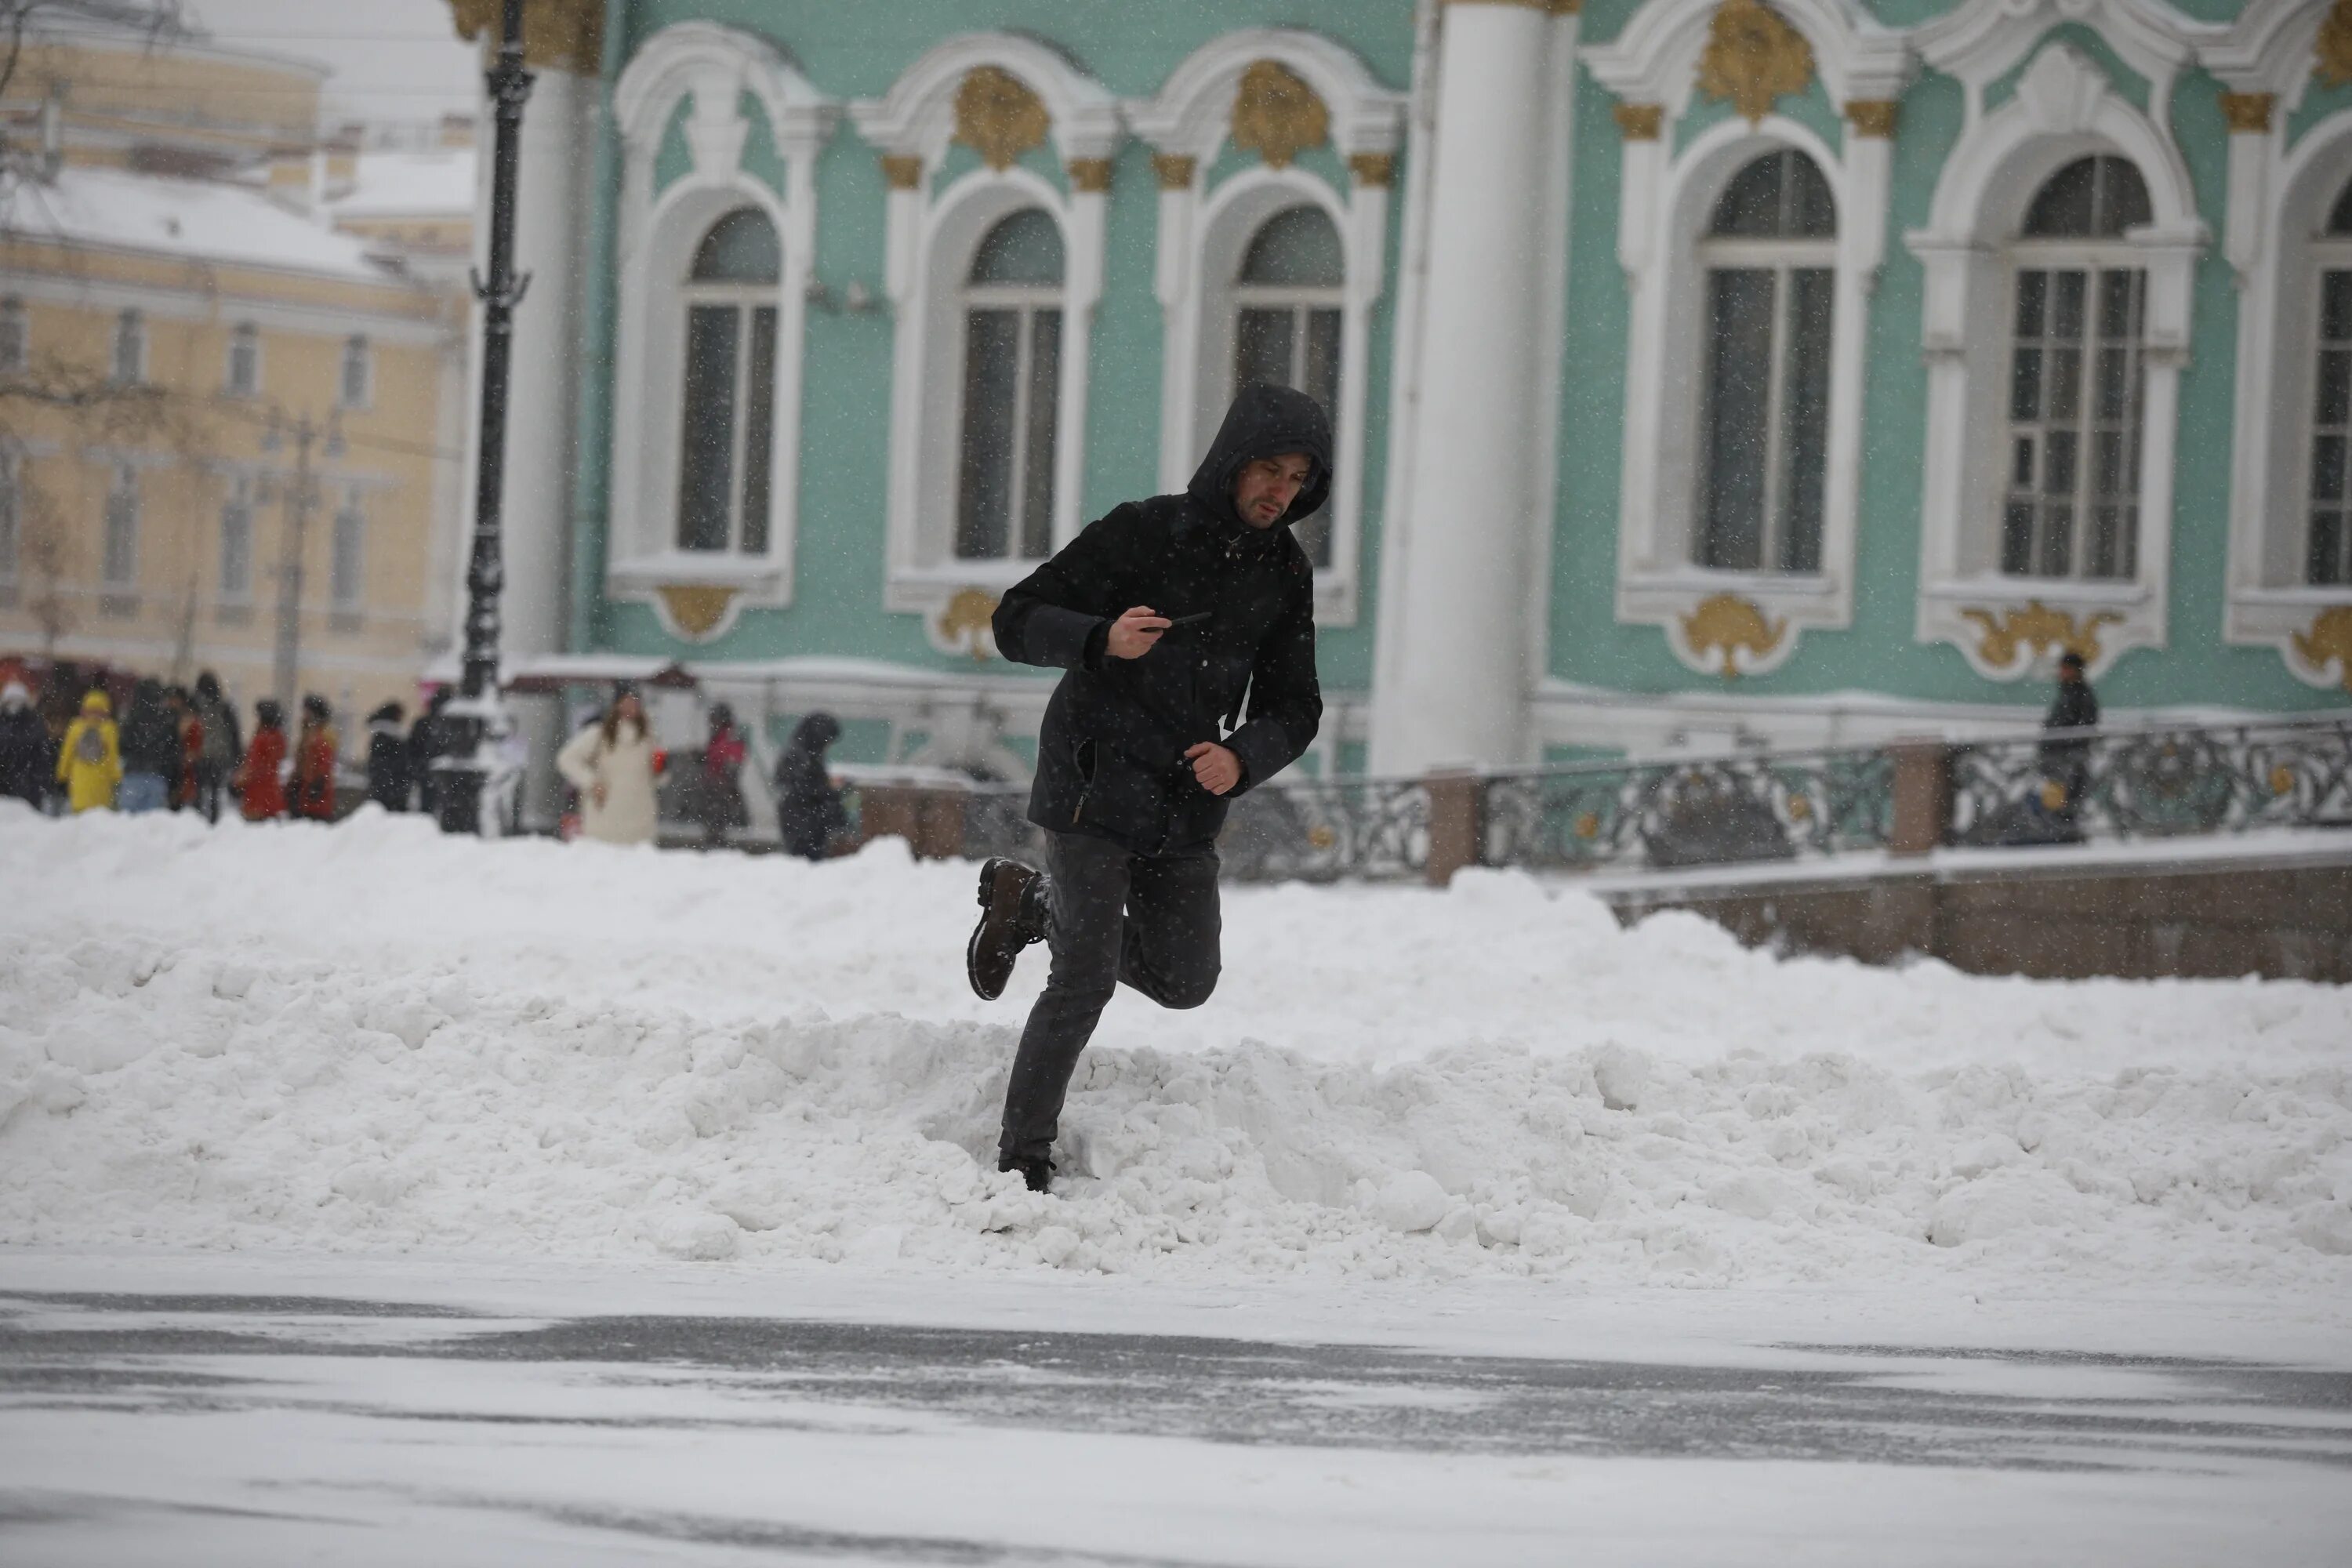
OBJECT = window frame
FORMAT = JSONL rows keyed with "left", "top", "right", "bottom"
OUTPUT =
{"left": 0, "top": 448, "right": 19, "bottom": 589}
{"left": 218, "top": 470, "right": 256, "bottom": 604}
{"left": 605, "top": 22, "right": 833, "bottom": 643}
{"left": 1691, "top": 169, "right": 1839, "bottom": 579}
{"left": 225, "top": 322, "right": 262, "bottom": 399}
{"left": 1608, "top": 119, "right": 1876, "bottom": 677}
{"left": 338, "top": 334, "right": 372, "bottom": 410}
{"left": 111, "top": 309, "right": 146, "bottom": 386}
{"left": 1906, "top": 44, "right": 2205, "bottom": 681}
{"left": 1997, "top": 243, "right": 2148, "bottom": 583}
{"left": 101, "top": 463, "right": 140, "bottom": 605}
{"left": 2308, "top": 241, "right": 2352, "bottom": 588}
{"left": 953, "top": 210, "right": 1066, "bottom": 565}
{"left": 0, "top": 297, "right": 25, "bottom": 375}
{"left": 673, "top": 207, "right": 784, "bottom": 558}
{"left": 330, "top": 486, "right": 365, "bottom": 613}
{"left": 1228, "top": 204, "right": 1348, "bottom": 572}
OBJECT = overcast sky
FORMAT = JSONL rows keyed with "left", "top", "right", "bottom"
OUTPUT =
{"left": 183, "top": 0, "right": 479, "bottom": 129}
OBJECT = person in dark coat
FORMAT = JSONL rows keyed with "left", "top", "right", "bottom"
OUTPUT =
{"left": 693, "top": 702, "right": 750, "bottom": 848}
{"left": 966, "top": 383, "right": 1328, "bottom": 1192}
{"left": 0, "top": 680, "right": 48, "bottom": 808}
{"left": 116, "top": 677, "right": 180, "bottom": 814}
{"left": 2038, "top": 650, "right": 2101, "bottom": 822}
{"left": 365, "top": 701, "right": 411, "bottom": 811}
{"left": 191, "top": 671, "right": 241, "bottom": 824}
{"left": 771, "top": 712, "right": 848, "bottom": 862}
{"left": 410, "top": 689, "right": 451, "bottom": 819}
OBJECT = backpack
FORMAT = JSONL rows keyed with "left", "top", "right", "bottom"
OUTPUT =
{"left": 75, "top": 723, "right": 107, "bottom": 765}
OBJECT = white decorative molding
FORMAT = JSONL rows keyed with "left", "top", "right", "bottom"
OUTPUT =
{"left": 606, "top": 23, "right": 838, "bottom": 640}
{"left": 1912, "top": 0, "right": 2202, "bottom": 131}
{"left": 848, "top": 35, "right": 1119, "bottom": 622}
{"left": 1584, "top": 0, "right": 1910, "bottom": 122}
{"left": 2210, "top": 2, "right": 2352, "bottom": 686}
{"left": 1127, "top": 29, "right": 1404, "bottom": 627}
{"left": 1905, "top": 42, "right": 2207, "bottom": 681}
{"left": 1587, "top": 0, "right": 1909, "bottom": 675}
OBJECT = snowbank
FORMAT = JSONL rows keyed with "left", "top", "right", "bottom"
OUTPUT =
{"left": 2, "top": 803, "right": 2348, "bottom": 1290}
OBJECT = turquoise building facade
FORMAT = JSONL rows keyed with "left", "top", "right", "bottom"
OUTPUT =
{"left": 470, "top": 0, "right": 2352, "bottom": 792}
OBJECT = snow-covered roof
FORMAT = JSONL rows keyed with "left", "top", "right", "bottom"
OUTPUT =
{"left": 326, "top": 149, "right": 475, "bottom": 220}
{"left": 1, "top": 165, "right": 395, "bottom": 281}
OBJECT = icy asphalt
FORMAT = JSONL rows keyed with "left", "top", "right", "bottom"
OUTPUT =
{"left": 2, "top": 1269, "right": 2349, "bottom": 1566}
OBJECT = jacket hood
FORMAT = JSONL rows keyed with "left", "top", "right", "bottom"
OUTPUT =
{"left": 1185, "top": 383, "right": 1333, "bottom": 538}
{"left": 82, "top": 691, "right": 111, "bottom": 715}
{"left": 788, "top": 713, "right": 841, "bottom": 754}
{"left": 1, "top": 681, "right": 27, "bottom": 710}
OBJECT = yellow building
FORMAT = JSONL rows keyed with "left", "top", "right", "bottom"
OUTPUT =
{"left": 0, "top": 11, "right": 468, "bottom": 725}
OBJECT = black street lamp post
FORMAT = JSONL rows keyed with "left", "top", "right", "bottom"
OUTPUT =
{"left": 437, "top": 0, "right": 533, "bottom": 834}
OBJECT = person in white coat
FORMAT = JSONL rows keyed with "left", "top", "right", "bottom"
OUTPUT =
{"left": 555, "top": 685, "right": 662, "bottom": 846}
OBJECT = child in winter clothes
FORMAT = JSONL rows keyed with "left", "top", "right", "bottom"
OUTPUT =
{"left": 55, "top": 690, "right": 123, "bottom": 813}
{"left": 290, "top": 695, "right": 339, "bottom": 821}
{"left": 235, "top": 700, "right": 289, "bottom": 820}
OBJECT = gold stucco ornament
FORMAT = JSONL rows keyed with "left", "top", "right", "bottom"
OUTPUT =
{"left": 1696, "top": 0, "right": 1815, "bottom": 125}
{"left": 656, "top": 585, "right": 738, "bottom": 641}
{"left": 1679, "top": 593, "right": 1786, "bottom": 678}
{"left": 955, "top": 67, "right": 1050, "bottom": 171}
{"left": 2319, "top": 0, "right": 2352, "bottom": 89}
{"left": 2290, "top": 604, "right": 2352, "bottom": 692}
{"left": 1230, "top": 60, "right": 1329, "bottom": 169}
{"left": 1959, "top": 601, "right": 2122, "bottom": 670}
{"left": 445, "top": 0, "right": 601, "bottom": 72}
{"left": 936, "top": 587, "right": 1000, "bottom": 662}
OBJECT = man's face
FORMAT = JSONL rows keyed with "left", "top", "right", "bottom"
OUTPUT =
{"left": 1232, "top": 453, "right": 1314, "bottom": 529}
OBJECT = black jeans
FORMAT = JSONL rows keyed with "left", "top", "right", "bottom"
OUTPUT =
{"left": 998, "top": 829, "right": 1221, "bottom": 1165}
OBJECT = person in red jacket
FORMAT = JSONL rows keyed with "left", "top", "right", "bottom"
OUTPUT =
{"left": 235, "top": 699, "right": 288, "bottom": 821}
{"left": 289, "top": 694, "right": 339, "bottom": 821}
{"left": 693, "top": 701, "right": 749, "bottom": 848}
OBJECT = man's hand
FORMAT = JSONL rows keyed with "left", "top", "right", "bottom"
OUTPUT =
{"left": 1183, "top": 742, "right": 1242, "bottom": 797}
{"left": 1105, "top": 605, "right": 1171, "bottom": 660}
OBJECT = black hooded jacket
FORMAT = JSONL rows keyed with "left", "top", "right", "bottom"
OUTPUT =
{"left": 993, "top": 383, "right": 1328, "bottom": 855}
{"left": 773, "top": 712, "right": 848, "bottom": 859}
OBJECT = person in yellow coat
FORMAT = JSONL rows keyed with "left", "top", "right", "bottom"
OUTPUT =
{"left": 56, "top": 690, "right": 123, "bottom": 814}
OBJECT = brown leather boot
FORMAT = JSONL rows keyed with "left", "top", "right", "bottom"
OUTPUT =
{"left": 966, "top": 858, "right": 1048, "bottom": 1000}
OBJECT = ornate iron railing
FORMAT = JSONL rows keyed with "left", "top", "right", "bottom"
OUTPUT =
{"left": 1479, "top": 745, "right": 1897, "bottom": 873}
{"left": 1947, "top": 717, "right": 2352, "bottom": 848}
{"left": 938, "top": 713, "right": 2350, "bottom": 881}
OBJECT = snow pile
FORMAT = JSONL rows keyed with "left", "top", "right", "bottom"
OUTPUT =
{"left": 2, "top": 804, "right": 2348, "bottom": 1288}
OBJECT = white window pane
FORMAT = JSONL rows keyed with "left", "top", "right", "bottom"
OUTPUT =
{"left": 1779, "top": 267, "right": 1833, "bottom": 573}
{"left": 332, "top": 503, "right": 364, "bottom": 608}
{"left": 220, "top": 487, "right": 252, "bottom": 599}
{"left": 1239, "top": 206, "right": 1344, "bottom": 287}
{"left": 103, "top": 473, "right": 138, "bottom": 586}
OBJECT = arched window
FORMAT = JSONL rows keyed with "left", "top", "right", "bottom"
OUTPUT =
{"left": 676, "top": 206, "right": 781, "bottom": 555}
{"left": 1232, "top": 205, "right": 1344, "bottom": 568}
{"left": 2002, "top": 154, "right": 2151, "bottom": 582}
{"left": 2308, "top": 179, "right": 2352, "bottom": 588}
{"left": 1695, "top": 149, "right": 1835, "bottom": 575}
{"left": 956, "top": 208, "right": 1064, "bottom": 562}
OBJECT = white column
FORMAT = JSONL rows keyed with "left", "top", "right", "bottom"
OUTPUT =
{"left": 1368, "top": 0, "right": 1554, "bottom": 775}
{"left": 459, "top": 60, "right": 597, "bottom": 826}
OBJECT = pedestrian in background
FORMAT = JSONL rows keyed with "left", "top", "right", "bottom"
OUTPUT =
{"left": 411, "top": 689, "right": 451, "bottom": 820}
{"left": 366, "top": 701, "right": 411, "bottom": 811}
{"left": 117, "top": 677, "right": 180, "bottom": 815}
{"left": 693, "top": 701, "right": 749, "bottom": 848}
{"left": 554, "top": 683, "right": 660, "bottom": 847}
{"left": 168, "top": 687, "right": 203, "bottom": 811}
{"left": 2038, "top": 650, "right": 2101, "bottom": 826}
{"left": 191, "top": 672, "right": 241, "bottom": 825}
{"left": 56, "top": 690, "right": 123, "bottom": 815}
{"left": 772, "top": 712, "right": 848, "bottom": 862}
{"left": 0, "top": 681, "right": 47, "bottom": 809}
{"left": 236, "top": 699, "right": 287, "bottom": 821}
{"left": 290, "top": 695, "right": 339, "bottom": 822}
